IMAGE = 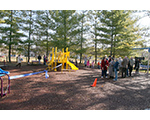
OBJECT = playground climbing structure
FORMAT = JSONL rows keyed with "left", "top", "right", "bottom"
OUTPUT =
{"left": 46, "top": 47, "right": 78, "bottom": 71}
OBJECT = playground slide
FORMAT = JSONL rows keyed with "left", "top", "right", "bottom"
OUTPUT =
{"left": 67, "top": 61, "right": 78, "bottom": 70}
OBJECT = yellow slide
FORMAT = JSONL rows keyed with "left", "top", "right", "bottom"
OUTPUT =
{"left": 67, "top": 61, "right": 78, "bottom": 70}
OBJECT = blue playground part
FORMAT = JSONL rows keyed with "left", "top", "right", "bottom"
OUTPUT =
{"left": 0, "top": 68, "right": 49, "bottom": 98}
{"left": 9, "top": 70, "right": 49, "bottom": 80}
{"left": 0, "top": 68, "right": 10, "bottom": 77}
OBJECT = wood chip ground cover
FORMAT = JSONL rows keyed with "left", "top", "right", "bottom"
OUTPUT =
{"left": 0, "top": 65, "right": 150, "bottom": 110}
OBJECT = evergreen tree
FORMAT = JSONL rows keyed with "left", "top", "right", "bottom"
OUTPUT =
{"left": 35, "top": 10, "right": 54, "bottom": 57}
{"left": 88, "top": 10, "right": 102, "bottom": 63}
{"left": 96, "top": 10, "right": 142, "bottom": 57}
{"left": 50, "top": 10, "right": 80, "bottom": 51}
{"left": 71, "top": 10, "right": 89, "bottom": 63}
{"left": 0, "top": 10, "right": 25, "bottom": 62}
{"left": 20, "top": 10, "right": 35, "bottom": 63}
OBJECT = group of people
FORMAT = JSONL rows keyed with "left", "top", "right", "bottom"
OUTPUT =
{"left": 15, "top": 54, "right": 48, "bottom": 68}
{"left": 37, "top": 54, "right": 47, "bottom": 65}
{"left": 84, "top": 55, "right": 140, "bottom": 81}
{"left": 84, "top": 57, "right": 97, "bottom": 69}
{"left": 101, "top": 55, "right": 140, "bottom": 81}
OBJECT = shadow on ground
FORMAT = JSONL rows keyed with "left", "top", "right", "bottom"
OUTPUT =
{"left": 1, "top": 66, "right": 150, "bottom": 110}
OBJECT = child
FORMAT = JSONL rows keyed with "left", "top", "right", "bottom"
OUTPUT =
{"left": 98, "top": 61, "right": 100, "bottom": 69}
{"left": 84, "top": 57, "right": 87, "bottom": 67}
{"left": 87, "top": 60, "right": 90, "bottom": 67}
{"left": 16, "top": 55, "right": 22, "bottom": 68}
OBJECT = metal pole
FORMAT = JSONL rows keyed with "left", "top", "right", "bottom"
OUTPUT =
{"left": 8, "top": 75, "right": 10, "bottom": 94}
{"left": 0, "top": 77, "right": 3, "bottom": 97}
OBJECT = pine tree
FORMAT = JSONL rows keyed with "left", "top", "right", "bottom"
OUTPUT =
{"left": 0, "top": 10, "right": 26, "bottom": 62}
{"left": 96, "top": 10, "right": 142, "bottom": 57}
{"left": 20, "top": 10, "right": 34, "bottom": 63}
{"left": 71, "top": 10, "right": 89, "bottom": 63}
{"left": 49, "top": 10, "right": 80, "bottom": 51}
{"left": 35, "top": 10, "right": 55, "bottom": 57}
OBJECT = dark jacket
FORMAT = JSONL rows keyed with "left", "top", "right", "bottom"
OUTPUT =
{"left": 38, "top": 55, "right": 41, "bottom": 60}
{"left": 135, "top": 60, "right": 140, "bottom": 70}
{"left": 114, "top": 61, "right": 119, "bottom": 69}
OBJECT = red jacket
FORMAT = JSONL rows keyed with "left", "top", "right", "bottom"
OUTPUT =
{"left": 101, "top": 59, "right": 109, "bottom": 70}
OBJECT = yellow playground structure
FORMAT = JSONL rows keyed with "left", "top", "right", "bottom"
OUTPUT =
{"left": 46, "top": 47, "right": 78, "bottom": 71}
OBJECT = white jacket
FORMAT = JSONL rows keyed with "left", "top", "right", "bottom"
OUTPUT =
{"left": 18, "top": 56, "right": 21, "bottom": 63}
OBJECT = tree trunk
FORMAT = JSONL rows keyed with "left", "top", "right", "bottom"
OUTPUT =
{"left": 9, "top": 10, "right": 13, "bottom": 63}
{"left": 110, "top": 11, "right": 114, "bottom": 56}
{"left": 28, "top": 10, "right": 32, "bottom": 63}
{"left": 80, "top": 16, "right": 84, "bottom": 64}
{"left": 94, "top": 20, "right": 97, "bottom": 64}
{"left": 64, "top": 11, "right": 67, "bottom": 51}
{"left": 113, "top": 34, "right": 116, "bottom": 58}
{"left": 46, "top": 30, "right": 49, "bottom": 57}
{"left": 110, "top": 26, "right": 114, "bottom": 56}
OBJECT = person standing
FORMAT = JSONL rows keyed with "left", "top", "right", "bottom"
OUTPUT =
{"left": 126, "top": 57, "right": 129, "bottom": 77}
{"left": 87, "top": 60, "right": 90, "bottom": 68}
{"left": 118, "top": 57, "right": 122, "bottom": 75}
{"left": 16, "top": 55, "right": 22, "bottom": 68}
{"left": 84, "top": 57, "right": 87, "bottom": 67}
{"left": 98, "top": 61, "right": 100, "bottom": 69}
{"left": 108, "top": 56, "right": 111, "bottom": 63}
{"left": 101, "top": 57, "right": 109, "bottom": 78}
{"left": 43, "top": 55, "right": 46, "bottom": 65}
{"left": 38, "top": 54, "right": 41, "bottom": 64}
{"left": 113, "top": 58, "right": 119, "bottom": 81}
{"left": 109, "top": 57, "right": 115, "bottom": 78}
{"left": 122, "top": 56, "right": 128, "bottom": 78}
{"left": 135, "top": 58, "right": 140, "bottom": 74}
{"left": 129, "top": 57, "right": 134, "bottom": 76}
{"left": 75, "top": 60, "right": 78, "bottom": 67}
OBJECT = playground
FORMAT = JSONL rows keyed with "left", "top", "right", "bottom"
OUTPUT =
{"left": 0, "top": 63, "right": 150, "bottom": 110}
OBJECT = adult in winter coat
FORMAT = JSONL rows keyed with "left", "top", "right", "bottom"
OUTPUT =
{"left": 122, "top": 56, "right": 128, "bottom": 78}
{"left": 135, "top": 58, "right": 140, "bottom": 74}
{"left": 118, "top": 57, "right": 122, "bottom": 75}
{"left": 109, "top": 57, "right": 115, "bottom": 78}
{"left": 38, "top": 54, "right": 41, "bottom": 64}
{"left": 101, "top": 57, "right": 109, "bottom": 78}
{"left": 128, "top": 57, "right": 134, "bottom": 76}
{"left": 113, "top": 58, "right": 119, "bottom": 81}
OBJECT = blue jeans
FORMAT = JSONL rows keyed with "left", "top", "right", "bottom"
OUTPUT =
{"left": 38, "top": 59, "right": 41, "bottom": 64}
{"left": 114, "top": 68, "right": 118, "bottom": 81}
{"left": 126, "top": 68, "right": 129, "bottom": 76}
{"left": 102, "top": 70, "right": 107, "bottom": 77}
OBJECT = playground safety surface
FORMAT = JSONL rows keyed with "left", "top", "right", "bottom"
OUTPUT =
{"left": 0, "top": 65, "right": 150, "bottom": 110}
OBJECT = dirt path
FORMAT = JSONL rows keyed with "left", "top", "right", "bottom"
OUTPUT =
{"left": 0, "top": 65, "right": 150, "bottom": 110}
